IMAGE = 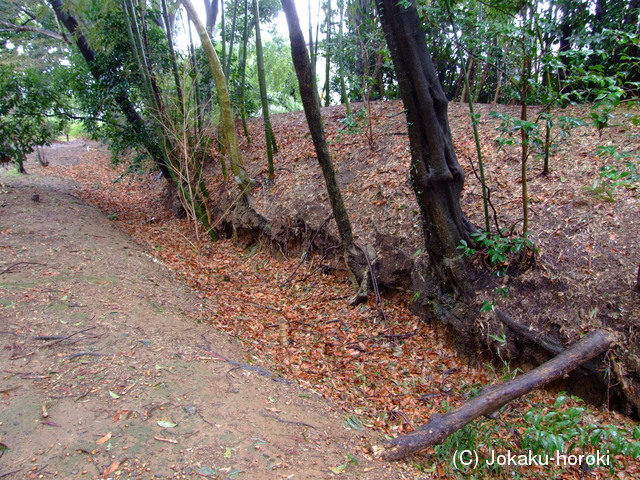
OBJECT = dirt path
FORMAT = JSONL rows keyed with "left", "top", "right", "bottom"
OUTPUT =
{"left": 0, "top": 163, "right": 397, "bottom": 479}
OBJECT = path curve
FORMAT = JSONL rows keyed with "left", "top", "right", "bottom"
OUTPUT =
{"left": 0, "top": 167, "right": 397, "bottom": 479}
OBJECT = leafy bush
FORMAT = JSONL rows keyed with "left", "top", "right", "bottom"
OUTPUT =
{"left": 458, "top": 231, "right": 534, "bottom": 270}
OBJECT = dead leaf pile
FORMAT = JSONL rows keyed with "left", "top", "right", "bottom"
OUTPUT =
{"left": 45, "top": 100, "right": 640, "bottom": 479}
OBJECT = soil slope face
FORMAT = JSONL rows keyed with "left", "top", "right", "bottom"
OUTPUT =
{"left": 0, "top": 169, "right": 395, "bottom": 479}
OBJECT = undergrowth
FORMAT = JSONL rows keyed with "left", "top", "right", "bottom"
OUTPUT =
{"left": 426, "top": 392, "right": 640, "bottom": 479}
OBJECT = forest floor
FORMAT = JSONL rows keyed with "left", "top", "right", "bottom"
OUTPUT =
{"left": 1, "top": 100, "right": 639, "bottom": 479}
{"left": 0, "top": 158, "right": 407, "bottom": 479}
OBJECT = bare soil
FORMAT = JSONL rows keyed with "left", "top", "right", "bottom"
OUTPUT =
{"left": 0, "top": 153, "right": 400, "bottom": 479}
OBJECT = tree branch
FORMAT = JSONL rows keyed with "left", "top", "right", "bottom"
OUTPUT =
{"left": 0, "top": 20, "right": 67, "bottom": 43}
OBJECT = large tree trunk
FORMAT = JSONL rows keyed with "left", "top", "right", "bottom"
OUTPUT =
{"left": 375, "top": 0, "right": 474, "bottom": 291}
{"left": 281, "top": 0, "right": 369, "bottom": 304}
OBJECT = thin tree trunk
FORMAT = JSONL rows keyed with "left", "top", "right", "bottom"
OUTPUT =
{"left": 308, "top": 0, "right": 316, "bottom": 77}
{"left": 161, "top": 0, "right": 185, "bottom": 117}
{"left": 220, "top": 0, "right": 227, "bottom": 72}
{"left": 182, "top": 0, "right": 253, "bottom": 197}
{"left": 224, "top": 0, "right": 239, "bottom": 78}
{"left": 281, "top": 0, "right": 369, "bottom": 303}
{"left": 366, "top": 52, "right": 384, "bottom": 100}
{"left": 337, "top": 0, "right": 351, "bottom": 115}
{"left": 493, "top": 64, "right": 502, "bottom": 104}
{"left": 253, "top": 0, "right": 278, "bottom": 181}
{"left": 460, "top": 56, "right": 475, "bottom": 103}
{"left": 474, "top": 61, "right": 490, "bottom": 103}
{"left": 520, "top": 46, "right": 531, "bottom": 234}
{"left": 204, "top": 0, "right": 218, "bottom": 36}
{"left": 188, "top": 25, "right": 206, "bottom": 148}
{"left": 239, "top": 0, "right": 251, "bottom": 141}
{"left": 323, "top": 0, "right": 332, "bottom": 107}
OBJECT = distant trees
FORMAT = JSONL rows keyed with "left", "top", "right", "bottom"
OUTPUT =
{"left": 0, "top": 66, "right": 65, "bottom": 173}
{"left": 0, "top": 0, "right": 70, "bottom": 173}
{"left": 48, "top": 0, "right": 175, "bottom": 180}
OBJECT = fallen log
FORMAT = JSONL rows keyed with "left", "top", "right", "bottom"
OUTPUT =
{"left": 494, "top": 309, "right": 563, "bottom": 355}
{"left": 372, "top": 329, "right": 617, "bottom": 461}
{"left": 495, "top": 309, "right": 605, "bottom": 382}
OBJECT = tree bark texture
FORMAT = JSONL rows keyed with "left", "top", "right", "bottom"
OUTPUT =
{"left": 375, "top": 0, "right": 474, "bottom": 291}
{"left": 253, "top": 0, "right": 277, "bottom": 181}
{"left": 373, "top": 329, "right": 618, "bottom": 461}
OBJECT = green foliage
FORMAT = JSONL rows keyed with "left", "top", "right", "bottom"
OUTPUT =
{"left": 330, "top": 107, "right": 367, "bottom": 143}
{"left": 583, "top": 145, "right": 640, "bottom": 201}
{"left": 459, "top": 231, "right": 534, "bottom": 269}
{"left": 0, "top": 0, "right": 67, "bottom": 70}
{"left": 64, "top": 121, "right": 89, "bottom": 140}
{"left": 430, "top": 393, "right": 640, "bottom": 479}
{"left": 0, "top": 65, "right": 68, "bottom": 170}
{"left": 479, "top": 300, "right": 495, "bottom": 313}
{"left": 596, "top": 146, "right": 640, "bottom": 189}
{"left": 523, "top": 395, "right": 640, "bottom": 461}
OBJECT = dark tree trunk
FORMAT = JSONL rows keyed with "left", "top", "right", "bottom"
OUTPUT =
{"left": 557, "top": 0, "right": 578, "bottom": 83}
{"left": 253, "top": 0, "right": 278, "bottom": 181}
{"left": 16, "top": 152, "right": 27, "bottom": 174}
{"left": 48, "top": 0, "right": 173, "bottom": 182}
{"left": 204, "top": 0, "right": 219, "bottom": 35}
{"left": 323, "top": 0, "right": 332, "bottom": 107}
{"left": 375, "top": 0, "right": 474, "bottom": 291}
{"left": 594, "top": 0, "right": 607, "bottom": 33}
{"left": 281, "top": 0, "right": 369, "bottom": 304}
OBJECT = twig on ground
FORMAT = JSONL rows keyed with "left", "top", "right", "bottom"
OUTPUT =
{"left": 261, "top": 413, "right": 316, "bottom": 429}
{"left": 0, "top": 261, "right": 45, "bottom": 275}
{"left": 197, "top": 410, "right": 217, "bottom": 427}
{"left": 0, "top": 385, "right": 21, "bottom": 394}
{"left": 154, "top": 436, "right": 179, "bottom": 444}
{"left": 38, "top": 326, "right": 97, "bottom": 348}
{"left": 0, "top": 470, "right": 22, "bottom": 478}
{"left": 68, "top": 351, "right": 103, "bottom": 360}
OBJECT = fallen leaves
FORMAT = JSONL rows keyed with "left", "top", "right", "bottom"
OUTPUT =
{"left": 102, "top": 460, "right": 120, "bottom": 478}
{"left": 43, "top": 100, "right": 640, "bottom": 479}
{"left": 156, "top": 419, "right": 177, "bottom": 428}
{"left": 96, "top": 432, "right": 112, "bottom": 445}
